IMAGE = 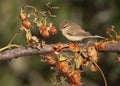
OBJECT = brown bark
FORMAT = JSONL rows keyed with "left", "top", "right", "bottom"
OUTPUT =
{"left": 0, "top": 42, "right": 120, "bottom": 61}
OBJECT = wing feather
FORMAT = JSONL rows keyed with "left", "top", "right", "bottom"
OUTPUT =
{"left": 67, "top": 22, "right": 92, "bottom": 36}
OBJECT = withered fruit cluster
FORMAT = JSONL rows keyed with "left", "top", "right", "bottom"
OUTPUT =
{"left": 39, "top": 43, "right": 103, "bottom": 86}
{"left": 19, "top": 3, "right": 58, "bottom": 46}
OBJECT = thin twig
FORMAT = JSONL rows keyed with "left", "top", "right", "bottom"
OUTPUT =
{"left": 92, "top": 59, "right": 108, "bottom": 86}
{"left": 8, "top": 29, "right": 20, "bottom": 45}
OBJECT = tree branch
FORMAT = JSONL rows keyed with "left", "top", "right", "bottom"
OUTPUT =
{"left": 0, "top": 42, "right": 120, "bottom": 61}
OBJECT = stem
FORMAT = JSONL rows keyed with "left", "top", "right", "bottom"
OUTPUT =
{"left": 8, "top": 29, "right": 20, "bottom": 45}
{"left": 0, "top": 29, "right": 20, "bottom": 52}
{"left": 56, "top": 77, "right": 66, "bottom": 86}
{"left": 0, "top": 44, "right": 20, "bottom": 52}
{"left": 92, "top": 60, "right": 108, "bottom": 86}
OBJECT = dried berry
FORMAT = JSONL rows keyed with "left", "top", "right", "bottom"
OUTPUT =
{"left": 22, "top": 20, "right": 31, "bottom": 28}
{"left": 47, "top": 56, "right": 56, "bottom": 65}
{"left": 69, "top": 70, "right": 82, "bottom": 85}
{"left": 40, "top": 26, "right": 50, "bottom": 37}
{"left": 69, "top": 83, "right": 77, "bottom": 86}
{"left": 68, "top": 43, "right": 80, "bottom": 52}
{"left": 57, "top": 61, "right": 70, "bottom": 74}
{"left": 49, "top": 26, "right": 57, "bottom": 34}
{"left": 86, "top": 47, "right": 98, "bottom": 62}
{"left": 40, "top": 30, "right": 50, "bottom": 37}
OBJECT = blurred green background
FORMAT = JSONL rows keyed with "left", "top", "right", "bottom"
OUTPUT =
{"left": 0, "top": 0, "right": 120, "bottom": 86}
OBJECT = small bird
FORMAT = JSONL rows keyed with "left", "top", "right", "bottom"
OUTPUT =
{"left": 60, "top": 20, "right": 104, "bottom": 41}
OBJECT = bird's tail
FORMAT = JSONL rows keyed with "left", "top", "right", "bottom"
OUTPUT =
{"left": 94, "top": 35, "right": 104, "bottom": 39}
{"left": 87, "top": 35, "right": 104, "bottom": 39}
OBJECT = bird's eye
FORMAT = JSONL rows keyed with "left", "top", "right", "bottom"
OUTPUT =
{"left": 63, "top": 24, "right": 68, "bottom": 29}
{"left": 63, "top": 26, "right": 66, "bottom": 28}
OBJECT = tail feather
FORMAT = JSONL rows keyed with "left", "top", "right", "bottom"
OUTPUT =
{"left": 86, "top": 35, "right": 104, "bottom": 39}
{"left": 94, "top": 35, "right": 104, "bottom": 39}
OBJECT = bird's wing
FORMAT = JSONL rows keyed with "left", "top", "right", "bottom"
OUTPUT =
{"left": 67, "top": 24, "right": 92, "bottom": 36}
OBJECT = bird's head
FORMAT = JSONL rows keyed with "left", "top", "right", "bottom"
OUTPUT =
{"left": 60, "top": 20, "right": 70, "bottom": 30}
